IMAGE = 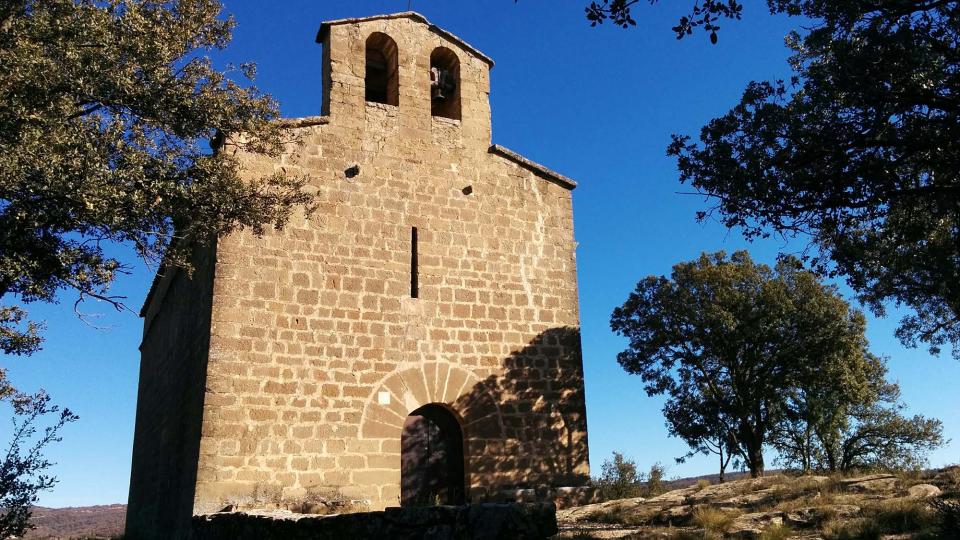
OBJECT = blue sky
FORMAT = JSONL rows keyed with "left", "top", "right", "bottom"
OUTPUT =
{"left": 6, "top": 0, "right": 959, "bottom": 507}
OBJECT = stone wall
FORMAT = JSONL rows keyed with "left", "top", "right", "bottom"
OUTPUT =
{"left": 128, "top": 13, "right": 591, "bottom": 537}
{"left": 190, "top": 503, "right": 558, "bottom": 540}
{"left": 190, "top": 13, "right": 590, "bottom": 514}
{"left": 126, "top": 243, "right": 218, "bottom": 539}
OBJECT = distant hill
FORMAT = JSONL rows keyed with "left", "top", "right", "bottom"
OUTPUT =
{"left": 663, "top": 469, "right": 781, "bottom": 490}
{"left": 22, "top": 504, "right": 125, "bottom": 539}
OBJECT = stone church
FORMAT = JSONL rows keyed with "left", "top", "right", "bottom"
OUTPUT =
{"left": 126, "top": 12, "right": 590, "bottom": 539}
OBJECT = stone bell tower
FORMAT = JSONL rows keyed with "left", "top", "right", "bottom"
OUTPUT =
{"left": 126, "top": 12, "right": 591, "bottom": 539}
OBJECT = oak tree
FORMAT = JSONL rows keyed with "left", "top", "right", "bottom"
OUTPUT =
{"left": 608, "top": 1, "right": 960, "bottom": 357}
{"left": 773, "top": 353, "right": 944, "bottom": 473}
{"left": 611, "top": 251, "right": 875, "bottom": 477}
{"left": 0, "top": 0, "right": 312, "bottom": 373}
{"left": 581, "top": 1, "right": 960, "bottom": 357}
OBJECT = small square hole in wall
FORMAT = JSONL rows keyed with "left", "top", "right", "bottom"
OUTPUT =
{"left": 377, "top": 391, "right": 391, "bottom": 405}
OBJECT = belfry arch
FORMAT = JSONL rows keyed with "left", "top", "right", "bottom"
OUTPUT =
{"left": 365, "top": 32, "right": 399, "bottom": 105}
{"left": 429, "top": 47, "right": 461, "bottom": 120}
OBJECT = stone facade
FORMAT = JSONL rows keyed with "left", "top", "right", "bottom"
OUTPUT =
{"left": 126, "top": 12, "right": 590, "bottom": 539}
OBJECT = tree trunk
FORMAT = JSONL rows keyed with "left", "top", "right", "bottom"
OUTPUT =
{"left": 747, "top": 444, "right": 765, "bottom": 477}
{"left": 718, "top": 446, "right": 726, "bottom": 484}
{"left": 824, "top": 445, "right": 838, "bottom": 472}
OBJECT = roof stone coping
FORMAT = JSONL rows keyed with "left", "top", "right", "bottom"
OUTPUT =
{"left": 488, "top": 144, "right": 578, "bottom": 190}
{"left": 271, "top": 117, "right": 577, "bottom": 190}
{"left": 315, "top": 11, "right": 495, "bottom": 68}
{"left": 276, "top": 116, "right": 330, "bottom": 129}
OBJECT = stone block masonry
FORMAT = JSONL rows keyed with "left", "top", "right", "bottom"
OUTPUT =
{"left": 126, "top": 11, "right": 590, "bottom": 540}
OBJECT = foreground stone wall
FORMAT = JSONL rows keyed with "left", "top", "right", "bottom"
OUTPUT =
{"left": 190, "top": 503, "right": 558, "bottom": 540}
{"left": 126, "top": 243, "right": 218, "bottom": 539}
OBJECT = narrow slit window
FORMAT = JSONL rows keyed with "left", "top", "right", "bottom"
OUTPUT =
{"left": 410, "top": 227, "right": 419, "bottom": 298}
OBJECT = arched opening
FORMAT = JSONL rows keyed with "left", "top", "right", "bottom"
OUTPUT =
{"left": 429, "top": 47, "right": 461, "bottom": 120}
{"left": 401, "top": 404, "right": 466, "bottom": 506}
{"left": 365, "top": 32, "right": 399, "bottom": 106}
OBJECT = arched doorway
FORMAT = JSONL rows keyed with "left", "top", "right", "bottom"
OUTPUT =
{"left": 400, "top": 404, "right": 466, "bottom": 506}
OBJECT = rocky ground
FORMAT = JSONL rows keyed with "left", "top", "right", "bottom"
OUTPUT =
{"left": 556, "top": 467, "right": 960, "bottom": 539}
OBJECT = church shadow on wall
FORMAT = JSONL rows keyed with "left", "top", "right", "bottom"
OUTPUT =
{"left": 448, "top": 326, "right": 591, "bottom": 503}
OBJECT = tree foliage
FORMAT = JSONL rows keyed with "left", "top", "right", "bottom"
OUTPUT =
{"left": 594, "top": 451, "right": 643, "bottom": 500}
{"left": 0, "top": 0, "right": 313, "bottom": 366}
{"left": 611, "top": 251, "right": 877, "bottom": 477}
{"left": 592, "top": 452, "right": 667, "bottom": 500}
{"left": 773, "top": 355, "right": 944, "bottom": 473}
{"left": 584, "top": 0, "right": 743, "bottom": 42}
{"left": 670, "top": 398, "right": 737, "bottom": 482}
{"left": 0, "top": 391, "right": 77, "bottom": 538}
{"left": 661, "top": 1, "right": 960, "bottom": 357}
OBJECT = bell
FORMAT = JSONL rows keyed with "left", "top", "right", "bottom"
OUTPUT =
{"left": 430, "top": 67, "right": 446, "bottom": 101}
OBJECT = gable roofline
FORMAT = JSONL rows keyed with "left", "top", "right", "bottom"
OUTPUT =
{"left": 489, "top": 145, "right": 578, "bottom": 190}
{"left": 316, "top": 11, "right": 495, "bottom": 68}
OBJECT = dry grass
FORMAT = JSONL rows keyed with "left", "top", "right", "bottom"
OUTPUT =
{"left": 690, "top": 506, "right": 738, "bottom": 533}
{"left": 584, "top": 504, "right": 648, "bottom": 527}
{"left": 937, "top": 465, "right": 960, "bottom": 492}
{"left": 758, "top": 523, "right": 793, "bottom": 540}
{"left": 695, "top": 479, "right": 712, "bottom": 490}
{"left": 751, "top": 475, "right": 842, "bottom": 513}
{"left": 868, "top": 498, "right": 937, "bottom": 534}
{"left": 895, "top": 467, "right": 927, "bottom": 491}
{"left": 669, "top": 530, "right": 722, "bottom": 540}
{"left": 822, "top": 498, "right": 939, "bottom": 539}
{"left": 287, "top": 486, "right": 369, "bottom": 515}
{"left": 821, "top": 517, "right": 882, "bottom": 540}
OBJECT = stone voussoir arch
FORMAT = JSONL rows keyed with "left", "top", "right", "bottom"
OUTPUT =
{"left": 359, "top": 362, "right": 504, "bottom": 441}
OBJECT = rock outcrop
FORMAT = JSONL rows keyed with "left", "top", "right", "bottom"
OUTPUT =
{"left": 557, "top": 469, "right": 957, "bottom": 539}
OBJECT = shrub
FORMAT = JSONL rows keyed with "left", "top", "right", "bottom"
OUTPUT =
{"left": 646, "top": 462, "right": 667, "bottom": 496}
{"left": 696, "top": 479, "right": 712, "bottom": 490}
{"left": 593, "top": 452, "right": 643, "bottom": 501}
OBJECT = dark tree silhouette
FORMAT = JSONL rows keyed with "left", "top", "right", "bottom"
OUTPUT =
{"left": 573, "top": 0, "right": 960, "bottom": 358}
{"left": 0, "top": 391, "right": 77, "bottom": 538}
{"left": 0, "top": 0, "right": 313, "bottom": 374}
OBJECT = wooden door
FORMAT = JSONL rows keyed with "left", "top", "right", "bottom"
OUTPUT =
{"left": 400, "top": 404, "right": 465, "bottom": 506}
